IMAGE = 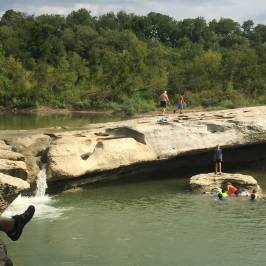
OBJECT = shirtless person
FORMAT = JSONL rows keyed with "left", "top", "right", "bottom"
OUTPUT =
{"left": 159, "top": 91, "right": 169, "bottom": 115}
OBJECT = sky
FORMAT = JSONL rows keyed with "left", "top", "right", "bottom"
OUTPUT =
{"left": 0, "top": 0, "right": 266, "bottom": 24}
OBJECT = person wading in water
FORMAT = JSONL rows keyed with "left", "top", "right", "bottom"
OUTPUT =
{"left": 159, "top": 91, "right": 170, "bottom": 115}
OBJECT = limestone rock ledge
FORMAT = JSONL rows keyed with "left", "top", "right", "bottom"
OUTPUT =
{"left": 47, "top": 134, "right": 156, "bottom": 180}
{"left": 46, "top": 106, "right": 266, "bottom": 180}
{"left": 0, "top": 106, "right": 266, "bottom": 184}
{"left": 190, "top": 172, "right": 262, "bottom": 196}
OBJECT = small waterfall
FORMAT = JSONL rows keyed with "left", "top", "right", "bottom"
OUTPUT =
{"left": 3, "top": 157, "right": 63, "bottom": 219}
{"left": 35, "top": 161, "right": 48, "bottom": 197}
{"left": 3, "top": 150, "right": 65, "bottom": 219}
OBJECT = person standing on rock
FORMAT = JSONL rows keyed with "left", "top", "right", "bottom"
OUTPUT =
{"left": 214, "top": 144, "right": 222, "bottom": 174}
{"left": 159, "top": 91, "right": 170, "bottom": 115}
{"left": 176, "top": 94, "right": 185, "bottom": 114}
{"left": 0, "top": 205, "right": 35, "bottom": 241}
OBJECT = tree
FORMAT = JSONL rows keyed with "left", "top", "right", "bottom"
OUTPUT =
{"left": 242, "top": 20, "right": 254, "bottom": 37}
{"left": 66, "top": 9, "right": 95, "bottom": 28}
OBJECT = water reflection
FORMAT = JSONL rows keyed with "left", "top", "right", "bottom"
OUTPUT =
{"left": 0, "top": 112, "right": 125, "bottom": 130}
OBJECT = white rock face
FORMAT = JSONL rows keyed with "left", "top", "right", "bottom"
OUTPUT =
{"left": 190, "top": 172, "right": 262, "bottom": 196}
{"left": 46, "top": 106, "right": 266, "bottom": 180}
{"left": 48, "top": 135, "right": 156, "bottom": 180}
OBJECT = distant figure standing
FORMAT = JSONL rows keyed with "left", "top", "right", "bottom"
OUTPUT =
{"left": 176, "top": 95, "right": 185, "bottom": 114}
{"left": 213, "top": 144, "right": 222, "bottom": 174}
{"left": 159, "top": 91, "right": 169, "bottom": 115}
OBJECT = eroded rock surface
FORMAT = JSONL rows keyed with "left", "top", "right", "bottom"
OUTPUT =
{"left": 0, "top": 150, "right": 24, "bottom": 161}
{"left": 0, "top": 140, "right": 10, "bottom": 151}
{"left": 0, "top": 106, "right": 266, "bottom": 183}
{"left": 0, "top": 173, "right": 30, "bottom": 214}
{"left": 190, "top": 172, "right": 262, "bottom": 196}
{"left": 3, "top": 134, "right": 51, "bottom": 181}
{"left": 46, "top": 106, "right": 266, "bottom": 180}
{"left": 47, "top": 133, "right": 156, "bottom": 180}
{"left": 0, "top": 140, "right": 28, "bottom": 181}
{"left": 0, "top": 159, "right": 28, "bottom": 180}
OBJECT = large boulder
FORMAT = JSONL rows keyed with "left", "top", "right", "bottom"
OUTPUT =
{"left": 190, "top": 172, "right": 262, "bottom": 196}
{"left": 0, "top": 159, "right": 28, "bottom": 180}
{"left": 0, "top": 173, "right": 30, "bottom": 214}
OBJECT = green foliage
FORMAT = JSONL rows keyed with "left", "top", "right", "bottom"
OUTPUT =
{"left": 0, "top": 9, "right": 266, "bottom": 113}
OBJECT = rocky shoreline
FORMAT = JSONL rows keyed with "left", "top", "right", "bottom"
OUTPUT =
{"left": 0, "top": 106, "right": 265, "bottom": 197}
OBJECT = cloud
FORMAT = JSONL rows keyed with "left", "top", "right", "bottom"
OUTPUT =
{"left": 0, "top": 0, "right": 266, "bottom": 24}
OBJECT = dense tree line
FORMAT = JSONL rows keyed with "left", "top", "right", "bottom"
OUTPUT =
{"left": 0, "top": 9, "right": 266, "bottom": 113}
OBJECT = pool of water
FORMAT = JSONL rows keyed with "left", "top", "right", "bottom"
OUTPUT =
{"left": 0, "top": 112, "right": 125, "bottom": 130}
{"left": 3, "top": 170, "right": 266, "bottom": 266}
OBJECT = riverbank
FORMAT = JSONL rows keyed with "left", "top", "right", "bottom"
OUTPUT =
{"left": 0, "top": 106, "right": 266, "bottom": 192}
{"left": 0, "top": 103, "right": 255, "bottom": 116}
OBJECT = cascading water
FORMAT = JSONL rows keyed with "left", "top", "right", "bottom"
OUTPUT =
{"left": 3, "top": 156, "right": 64, "bottom": 219}
{"left": 35, "top": 161, "right": 48, "bottom": 197}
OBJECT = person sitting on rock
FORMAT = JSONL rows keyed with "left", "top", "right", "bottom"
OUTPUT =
{"left": 0, "top": 205, "right": 35, "bottom": 241}
{"left": 213, "top": 144, "right": 223, "bottom": 175}
{"left": 250, "top": 189, "right": 257, "bottom": 201}
{"left": 226, "top": 182, "right": 238, "bottom": 196}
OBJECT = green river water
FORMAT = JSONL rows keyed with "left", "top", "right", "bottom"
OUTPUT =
{"left": 0, "top": 112, "right": 125, "bottom": 130}
{"left": 2, "top": 171, "right": 266, "bottom": 266}
{"left": 1, "top": 113, "right": 266, "bottom": 266}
